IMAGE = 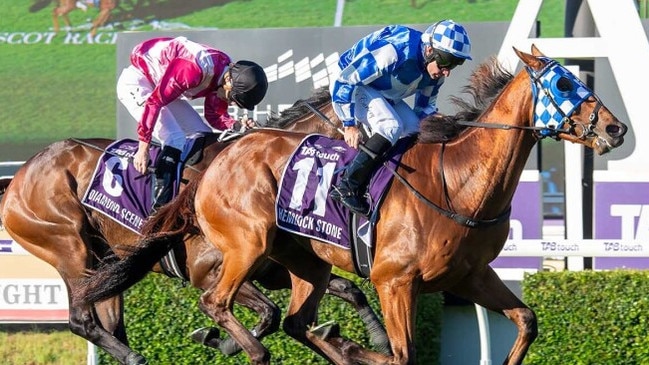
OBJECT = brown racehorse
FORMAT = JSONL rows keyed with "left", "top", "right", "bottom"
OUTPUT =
{"left": 51, "top": 0, "right": 116, "bottom": 36}
{"left": 75, "top": 45, "right": 628, "bottom": 364}
{"left": 0, "top": 89, "right": 389, "bottom": 365}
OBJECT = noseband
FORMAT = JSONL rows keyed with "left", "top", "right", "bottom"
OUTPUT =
{"left": 526, "top": 57, "right": 603, "bottom": 140}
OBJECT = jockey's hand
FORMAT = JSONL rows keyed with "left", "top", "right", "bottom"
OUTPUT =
{"left": 133, "top": 141, "right": 150, "bottom": 175}
{"left": 242, "top": 116, "right": 256, "bottom": 129}
{"left": 239, "top": 114, "right": 257, "bottom": 132}
{"left": 343, "top": 125, "right": 362, "bottom": 149}
{"left": 233, "top": 115, "right": 256, "bottom": 132}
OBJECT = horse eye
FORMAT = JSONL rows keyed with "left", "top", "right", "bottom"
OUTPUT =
{"left": 556, "top": 77, "right": 573, "bottom": 93}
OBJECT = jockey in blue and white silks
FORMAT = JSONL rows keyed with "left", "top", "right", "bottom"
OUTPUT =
{"left": 329, "top": 20, "right": 472, "bottom": 217}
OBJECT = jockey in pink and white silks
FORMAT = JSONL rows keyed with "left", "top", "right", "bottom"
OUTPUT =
{"left": 329, "top": 20, "right": 472, "bottom": 216}
{"left": 117, "top": 36, "right": 268, "bottom": 210}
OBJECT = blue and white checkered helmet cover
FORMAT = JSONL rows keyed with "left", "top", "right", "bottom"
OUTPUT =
{"left": 421, "top": 19, "right": 472, "bottom": 60}
{"left": 532, "top": 57, "right": 593, "bottom": 135}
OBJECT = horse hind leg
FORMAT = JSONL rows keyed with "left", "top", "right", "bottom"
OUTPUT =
{"left": 2, "top": 193, "right": 145, "bottom": 363}
{"left": 51, "top": 8, "right": 61, "bottom": 32}
{"left": 191, "top": 280, "right": 281, "bottom": 357}
{"left": 197, "top": 254, "right": 271, "bottom": 364}
{"left": 68, "top": 297, "right": 146, "bottom": 365}
{"left": 66, "top": 236, "right": 146, "bottom": 364}
{"left": 279, "top": 255, "right": 392, "bottom": 364}
{"left": 447, "top": 267, "right": 538, "bottom": 365}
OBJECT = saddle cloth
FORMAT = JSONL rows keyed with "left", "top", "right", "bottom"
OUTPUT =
{"left": 81, "top": 135, "right": 204, "bottom": 234}
{"left": 275, "top": 134, "right": 412, "bottom": 249}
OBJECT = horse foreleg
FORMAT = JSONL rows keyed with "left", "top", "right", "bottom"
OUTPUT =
{"left": 372, "top": 277, "right": 419, "bottom": 364}
{"left": 447, "top": 266, "right": 538, "bottom": 365}
{"left": 306, "top": 326, "right": 393, "bottom": 365}
{"left": 326, "top": 274, "right": 390, "bottom": 353}
{"left": 280, "top": 258, "right": 352, "bottom": 364}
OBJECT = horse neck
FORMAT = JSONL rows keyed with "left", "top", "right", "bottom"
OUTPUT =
{"left": 424, "top": 73, "right": 538, "bottom": 219}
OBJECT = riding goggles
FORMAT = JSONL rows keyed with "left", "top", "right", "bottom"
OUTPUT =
{"left": 432, "top": 49, "right": 465, "bottom": 70}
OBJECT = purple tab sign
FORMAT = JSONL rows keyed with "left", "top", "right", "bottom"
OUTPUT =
{"left": 82, "top": 140, "right": 159, "bottom": 234}
{"left": 593, "top": 181, "right": 649, "bottom": 269}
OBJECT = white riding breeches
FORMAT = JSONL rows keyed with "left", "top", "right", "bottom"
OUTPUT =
{"left": 350, "top": 86, "right": 421, "bottom": 145}
{"left": 117, "top": 65, "right": 212, "bottom": 150}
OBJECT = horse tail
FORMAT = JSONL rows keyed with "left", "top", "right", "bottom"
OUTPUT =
{"left": 75, "top": 232, "right": 179, "bottom": 305}
{"left": 140, "top": 173, "right": 202, "bottom": 238}
{"left": 74, "top": 175, "right": 203, "bottom": 306}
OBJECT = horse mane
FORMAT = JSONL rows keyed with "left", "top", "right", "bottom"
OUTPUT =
{"left": 264, "top": 86, "right": 331, "bottom": 128}
{"left": 418, "top": 56, "right": 514, "bottom": 143}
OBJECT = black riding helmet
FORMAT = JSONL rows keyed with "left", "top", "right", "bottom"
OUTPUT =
{"left": 229, "top": 60, "right": 268, "bottom": 110}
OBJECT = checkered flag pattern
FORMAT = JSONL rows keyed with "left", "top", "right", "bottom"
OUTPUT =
{"left": 430, "top": 20, "right": 472, "bottom": 59}
{"left": 532, "top": 60, "right": 592, "bottom": 134}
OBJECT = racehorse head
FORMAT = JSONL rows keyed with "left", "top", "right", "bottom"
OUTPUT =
{"left": 516, "top": 45, "right": 627, "bottom": 155}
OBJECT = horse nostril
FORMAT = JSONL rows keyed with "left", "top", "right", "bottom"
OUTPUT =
{"left": 606, "top": 124, "right": 627, "bottom": 138}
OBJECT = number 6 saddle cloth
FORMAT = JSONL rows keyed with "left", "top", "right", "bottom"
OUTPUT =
{"left": 81, "top": 134, "right": 207, "bottom": 234}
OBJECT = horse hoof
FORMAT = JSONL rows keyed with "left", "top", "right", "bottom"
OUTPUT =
{"left": 190, "top": 327, "right": 222, "bottom": 349}
{"left": 125, "top": 352, "right": 147, "bottom": 365}
{"left": 217, "top": 337, "right": 243, "bottom": 357}
{"left": 309, "top": 320, "right": 340, "bottom": 340}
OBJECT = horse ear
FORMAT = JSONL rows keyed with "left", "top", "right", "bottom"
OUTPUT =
{"left": 530, "top": 44, "right": 544, "bottom": 57}
{"left": 513, "top": 46, "right": 543, "bottom": 69}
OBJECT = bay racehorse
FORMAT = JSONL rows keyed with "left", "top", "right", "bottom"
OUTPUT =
{"left": 51, "top": 0, "right": 116, "bottom": 35}
{"left": 0, "top": 88, "right": 389, "bottom": 365}
{"left": 75, "top": 45, "right": 627, "bottom": 364}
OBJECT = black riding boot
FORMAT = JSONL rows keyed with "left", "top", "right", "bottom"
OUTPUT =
{"left": 152, "top": 146, "right": 181, "bottom": 211}
{"left": 330, "top": 134, "right": 392, "bottom": 216}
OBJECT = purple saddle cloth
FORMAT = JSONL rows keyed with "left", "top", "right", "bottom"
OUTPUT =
{"left": 275, "top": 134, "right": 412, "bottom": 248}
{"left": 82, "top": 135, "right": 203, "bottom": 234}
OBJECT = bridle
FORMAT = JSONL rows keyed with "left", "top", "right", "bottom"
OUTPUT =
{"left": 525, "top": 57, "right": 603, "bottom": 141}
{"left": 456, "top": 57, "right": 603, "bottom": 143}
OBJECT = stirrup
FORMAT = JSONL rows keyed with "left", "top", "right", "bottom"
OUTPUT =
{"left": 329, "top": 184, "right": 352, "bottom": 202}
{"left": 339, "top": 195, "right": 371, "bottom": 217}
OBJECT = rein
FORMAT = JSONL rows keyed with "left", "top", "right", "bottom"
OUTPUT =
{"left": 70, "top": 138, "right": 204, "bottom": 174}
{"left": 390, "top": 141, "right": 512, "bottom": 228}
{"left": 456, "top": 120, "right": 570, "bottom": 134}
{"left": 301, "top": 102, "right": 510, "bottom": 228}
